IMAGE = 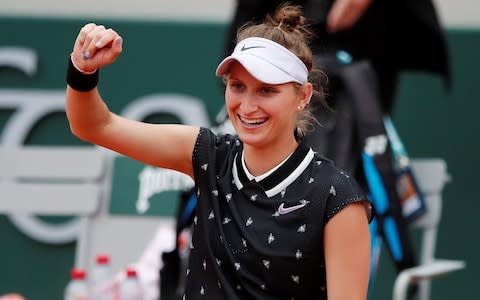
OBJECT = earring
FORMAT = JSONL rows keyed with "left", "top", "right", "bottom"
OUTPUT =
{"left": 297, "top": 105, "right": 303, "bottom": 110}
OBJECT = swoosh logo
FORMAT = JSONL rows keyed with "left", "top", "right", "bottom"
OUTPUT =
{"left": 241, "top": 45, "right": 266, "bottom": 51}
{"left": 277, "top": 202, "right": 307, "bottom": 215}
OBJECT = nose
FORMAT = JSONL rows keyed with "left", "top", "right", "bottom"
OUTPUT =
{"left": 239, "top": 93, "right": 258, "bottom": 114}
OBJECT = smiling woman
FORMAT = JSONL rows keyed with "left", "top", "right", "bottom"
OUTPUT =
{"left": 225, "top": 68, "right": 302, "bottom": 162}
{"left": 64, "top": 3, "right": 372, "bottom": 299}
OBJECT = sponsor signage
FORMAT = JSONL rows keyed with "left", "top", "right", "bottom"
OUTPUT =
{"left": 0, "top": 18, "right": 226, "bottom": 244}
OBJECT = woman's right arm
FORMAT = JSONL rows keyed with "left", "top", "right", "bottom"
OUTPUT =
{"left": 66, "top": 24, "right": 199, "bottom": 178}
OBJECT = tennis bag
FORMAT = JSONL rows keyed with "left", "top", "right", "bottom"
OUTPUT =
{"left": 306, "top": 53, "right": 417, "bottom": 281}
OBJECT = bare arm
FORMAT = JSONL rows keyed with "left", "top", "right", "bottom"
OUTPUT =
{"left": 66, "top": 23, "right": 199, "bottom": 177}
{"left": 324, "top": 202, "right": 371, "bottom": 300}
{"left": 327, "top": 0, "right": 373, "bottom": 33}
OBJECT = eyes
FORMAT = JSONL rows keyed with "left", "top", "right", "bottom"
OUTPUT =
{"left": 228, "top": 80, "right": 278, "bottom": 96}
{"left": 229, "top": 81, "right": 244, "bottom": 91}
{"left": 259, "top": 86, "right": 276, "bottom": 95}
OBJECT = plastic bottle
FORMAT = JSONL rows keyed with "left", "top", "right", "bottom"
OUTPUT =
{"left": 177, "top": 228, "right": 191, "bottom": 296}
{"left": 119, "top": 267, "right": 143, "bottom": 300}
{"left": 91, "top": 254, "right": 110, "bottom": 286}
{"left": 64, "top": 268, "right": 90, "bottom": 300}
{"left": 91, "top": 254, "right": 117, "bottom": 300}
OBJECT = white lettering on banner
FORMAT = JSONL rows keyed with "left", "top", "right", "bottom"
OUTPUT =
{"left": 0, "top": 47, "right": 37, "bottom": 76}
{"left": 137, "top": 167, "right": 194, "bottom": 214}
{"left": 0, "top": 46, "right": 80, "bottom": 245}
{"left": 0, "top": 46, "right": 211, "bottom": 244}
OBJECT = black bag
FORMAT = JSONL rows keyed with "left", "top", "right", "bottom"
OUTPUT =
{"left": 306, "top": 53, "right": 417, "bottom": 272}
{"left": 159, "top": 188, "right": 196, "bottom": 300}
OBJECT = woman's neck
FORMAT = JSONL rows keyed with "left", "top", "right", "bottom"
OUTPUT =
{"left": 242, "top": 137, "right": 299, "bottom": 177}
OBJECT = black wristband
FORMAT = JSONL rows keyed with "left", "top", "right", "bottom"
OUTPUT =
{"left": 66, "top": 57, "right": 99, "bottom": 92}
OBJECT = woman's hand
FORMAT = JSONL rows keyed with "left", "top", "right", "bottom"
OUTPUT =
{"left": 327, "top": 0, "right": 373, "bottom": 33}
{"left": 71, "top": 23, "right": 123, "bottom": 73}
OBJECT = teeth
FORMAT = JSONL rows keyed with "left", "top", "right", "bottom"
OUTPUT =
{"left": 241, "top": 117, "right": 266, "bottom": 124}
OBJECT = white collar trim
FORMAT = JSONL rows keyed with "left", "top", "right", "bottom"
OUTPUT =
{"left": 233, "top": 148, "right": 315, "bottom": 197}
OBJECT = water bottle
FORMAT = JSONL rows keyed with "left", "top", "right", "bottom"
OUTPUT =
{"left": 119, "top": 267, "right": 143, "bottom": 300}
{"left": 64, "top": 268, "right": 90, "bottom": 300}
{"left": 91, "top": 254, "right": 117, "bottom": 300}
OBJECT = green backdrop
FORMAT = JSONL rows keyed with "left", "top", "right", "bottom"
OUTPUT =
{"left": 0, "top": 17, "right": 478, "bottom": 299}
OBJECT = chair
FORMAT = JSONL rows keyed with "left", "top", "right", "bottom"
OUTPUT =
{"left": 0, "top": 146, "right": 175, "bottom": 275}
{"left": 392, "top": 158, "right": 466, "bottom": 300}
{"left": 0, "top": 146, "right": 104, "bottom": 246}
{"left": 73, "top": 153, "right": 179, "bottom": 276}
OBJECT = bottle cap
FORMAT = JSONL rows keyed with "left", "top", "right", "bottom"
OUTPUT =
{"left": 96, "top": 254, "right": 110, "bottom": 265}
{"left": 178, "top": 232, "right": 187, "bottom": 251}
{"left": 125, "top": 267, "right": 137, "bottom": 278}
{"left": 70, "top": 268, "right": 86, "bottom": 280}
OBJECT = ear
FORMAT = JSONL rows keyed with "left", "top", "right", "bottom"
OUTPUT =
{"left": 298, "top": 82, "right": 313, "bottom": 109}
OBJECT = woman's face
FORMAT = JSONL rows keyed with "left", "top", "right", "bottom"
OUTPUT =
{"left": 225, "top": 62, "right": 307, "bottom": 149}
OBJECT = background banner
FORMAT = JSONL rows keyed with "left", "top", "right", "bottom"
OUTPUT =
{"left": 0, "top": 17, "right": 478, "bottom": 299}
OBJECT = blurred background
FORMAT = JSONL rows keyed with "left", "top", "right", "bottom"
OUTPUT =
{"left": 0, "top": 0, "right": 478, "bottom": 299}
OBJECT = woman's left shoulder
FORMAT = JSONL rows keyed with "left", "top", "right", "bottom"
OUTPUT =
{"left": 311, "top": 154, "right": 355, "bottom": 183}
{"left": 320, "top": 162, "right": 373, "bottom": 223}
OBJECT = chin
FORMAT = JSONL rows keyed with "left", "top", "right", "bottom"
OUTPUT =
{"left": 237, "top": 132, "right": 268, "bottom": 148}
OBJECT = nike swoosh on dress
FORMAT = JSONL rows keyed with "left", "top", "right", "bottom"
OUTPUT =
{"left": 277, "top": 202, "right": 307, "bottom": 215}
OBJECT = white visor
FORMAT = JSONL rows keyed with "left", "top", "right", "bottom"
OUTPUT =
{"left": 216, "top": 37, "right": 308, "bottom": 85}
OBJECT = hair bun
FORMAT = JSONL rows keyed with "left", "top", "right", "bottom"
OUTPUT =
{"left": 272, "top": 4, "right": 307, "bottom": 32}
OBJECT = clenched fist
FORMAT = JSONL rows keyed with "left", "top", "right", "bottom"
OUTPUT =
{"left": 70, "top": 23, "right": 123, "bottom": 73}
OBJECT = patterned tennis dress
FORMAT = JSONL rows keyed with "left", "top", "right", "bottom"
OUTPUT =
{"left": 183, "top": 128, "right": 369, "bottom": 300}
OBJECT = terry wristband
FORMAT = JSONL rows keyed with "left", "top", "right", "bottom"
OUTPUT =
{"left": 66, "top": 56, "right": 99, "bottom": 92}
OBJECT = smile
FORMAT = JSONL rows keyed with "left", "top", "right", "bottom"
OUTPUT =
{"left": 238, "top": 115, "right": 267, "bottom": 127}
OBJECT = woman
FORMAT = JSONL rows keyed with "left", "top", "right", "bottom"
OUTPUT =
{"left": 65, "top": 4, "right": 371, "bottom": 299}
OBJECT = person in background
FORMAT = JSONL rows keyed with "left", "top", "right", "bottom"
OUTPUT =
{"left": 224, "top": 0, "right": 450, "bottom": 115}
{"left": 65, "top": 3, "right": 372, "bottom": 299}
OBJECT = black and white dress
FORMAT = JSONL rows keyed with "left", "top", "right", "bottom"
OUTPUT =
{"left": 183, "top": 127, "right": 370, "bottom": 300}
